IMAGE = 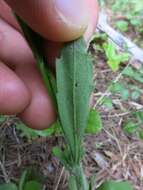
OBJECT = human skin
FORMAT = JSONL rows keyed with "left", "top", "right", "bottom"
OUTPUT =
{"left": 0, "top": 0, "right": 99, "bottom": 129}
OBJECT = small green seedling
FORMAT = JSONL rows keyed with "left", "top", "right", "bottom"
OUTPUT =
{"left": 103, "top": 42, "right": 129, "bottom": 71}
{"left": 115, "top": 20, "right": 129, "bottom": 32}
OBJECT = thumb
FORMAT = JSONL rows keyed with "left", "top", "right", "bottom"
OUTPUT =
{"left": 5, "top": 0, "right": 89, "bottom": 42}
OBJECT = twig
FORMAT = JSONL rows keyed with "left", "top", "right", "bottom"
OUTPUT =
{"left": 128, "top": 102, "right": 143, "bottom": 109}
{"left": 97, "top": 12, "right": 143, "bottom": 63}
{"left": 54, "top": 167, "right": 65, "bottom": 190}
{"left": 102, "top": 111, "right": 131, "bottom": 118}
{"left": 0, "top": 160, "right": 9, "bottom": 183}
{"left": 103, "top": 128, "right": 123, "bottom": 155}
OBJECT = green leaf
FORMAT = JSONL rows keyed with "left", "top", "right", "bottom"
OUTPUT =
{"left": 0, "top": 183, "right": 17, "bottom": 190}
{"left": 0, "top": 115, "right": 7, "bottom": 123}
{"left": 135, "top": 111, "right": 143, "bottom": 123}
{"left": 56, "top": 38, "right": 93, "bottom": 163}
{"left": 139, "top": 130, "right": 143, "bottom": 140}
{"left": 111, "top": 82, "right": 129, "bottom": 100}
{"left": 123, "top": 121, "right": 139, "bottom": 134}
{"left": 121, "top": 89, "right": 129, "bottom": 100}
{"left": 19, "top": 170, "right": 28, "bottom": 190}
{"left": 111, "top": 82, "right": 126, "bottom": 93}
{"left": 130, "top": 19, "right": 141, "bottom": 26}
{"left": 24, "top": 181, "right": 42, "bottom": 190}
{"left": 103, "top": 42, "right": 129, "bottom": 72}
{"left": 89, "top": 175, "right": 96, "bottom": 190}
{"left": 116, "top": 20, "right": 129, "bottom": 32}
{"left": 97, "top": 181, "right": 133, "bottom": 190}
{"left": 16, "top": 123, "right": 39, "bottom": 139}
{"left": 131, "top": 91, "right": 140, "bottom": 100}
{"left": 16, "top": 121, "right": 61, "bottom": 139}
{"left": 53, "top": 147, "right": 65, "bottom": 160}
{"left": 19, "top": 168, "right": 42, "bottom": 190}
{"left": 123, "top": 67, "right": 143, "bottom": 83}
{"left": 86, "top": 109, "right": 103, "bottom": 134}
{"left": 33, "top": 120, "right": 61, "bottom": 137}
{"left": 102, "top": 97, "right": 113, "bottom": 109}
{"left": 52, "top": 147, "right": 70, "bottom": 169}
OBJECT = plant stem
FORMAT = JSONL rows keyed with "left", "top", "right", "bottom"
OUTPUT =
{"left": 70, "top": 165, "right": 89, "bottom": 190}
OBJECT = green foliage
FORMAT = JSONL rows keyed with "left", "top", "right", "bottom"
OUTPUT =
{"left": 103, "top": 42, "right": 129, "bottom": 71}
{"left": 111, "top": 82, "right": 129, "bottom": 100}
{"left": 97, "top": 180, "right": 133, "bottom": 190}
{"left": 110, "top": 80, "right": 143, "bottom": 101}
{"left": 16, "top": 111, "right": 102, "bottom": 139}
{"left": 123, "top": 67, "right": 143, "bottom": 83}
{"left": 0, "top": 115, "right": 7, "bottom": 123}
{"left": 56, "top": 38, "right": 93, "bottom": 165}
{"left": 15, "top": 14, "right": 134, "bottom": 190}
{"left": 52, "top": 147, "right": 71, "bottom": 170}
{"left": 115, "top": 20, "right": 129, "bottom": 32}
{"left": 92, "top": 33, "right": 108, "bottom": 45}
{"left": 131, "top": 91, "right": 140, "bottom": 100}
{"left": 0, "top": 169, "right": 42, "bottom": 190}
{"left": 54, "top": 37, "right": 92, "bottom": 190}
{"left": 123, "top": 110, "right": 143, "bottom": 140}
{"left": 135, "top": 111, "right": 143, "bottom": 122}
{"left": 123, "top": 121, "right": 140, "bottom": 134}
{"left": 0, "top": 183, "right": 17, "bottom": 190}
{"left": 15, "top": 121, "right": 60, "bottom": 139}
{"left": 102, "top": 97, "right": 113, "bottom": 109}
{"left": 139, "top": 130, "right": 143, "bottom": 140}
{"left": 91, "top": 33, "right": 107, "bottom": 54}
{"left": 24, "top": 181, "right": 42, "bottom": 190}
{"left": 19, "top": 169, "right": 42, "bottom": 190}
{"left": 111, "top": 0, "right": 143, "bottom": 32}
{"left": 68, "top": 176, "right": 78, "bottom": 190}
{"left": 86, "top": 109, "right": 103, "bottom": 134}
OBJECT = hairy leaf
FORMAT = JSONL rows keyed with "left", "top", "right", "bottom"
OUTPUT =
{"left": 56, "top": 38, "right": 93, "bottom": 163}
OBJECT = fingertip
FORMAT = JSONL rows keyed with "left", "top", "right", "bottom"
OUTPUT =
{"left": 5, "top": 0, "right": 88, "bottom": 42}
{"left": 16, "top": 63, "right": 57, "bottom": 130}
{"left": 19, "top": 93, "right": 56, "bottom": 130}
{"left": 0, "top": 62, "right": 30, "bottom": 115}
{"left": 84, "top": 0, "right": 99, "bottom": 42}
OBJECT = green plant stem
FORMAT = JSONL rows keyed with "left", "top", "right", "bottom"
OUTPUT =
{"left": 69, "top": 165, "right": 89, "bottom": 190}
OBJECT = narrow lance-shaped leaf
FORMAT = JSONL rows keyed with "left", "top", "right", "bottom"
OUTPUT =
{"left": 15, "top": 15, "right": 57, "bottom": 106}
{"left": 56, "top": 38, "right": 93, "bottom": 163}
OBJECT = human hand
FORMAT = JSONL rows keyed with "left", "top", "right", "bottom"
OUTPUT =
{"left": 0, "top": 0, "right": 99, "bottom": 129}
